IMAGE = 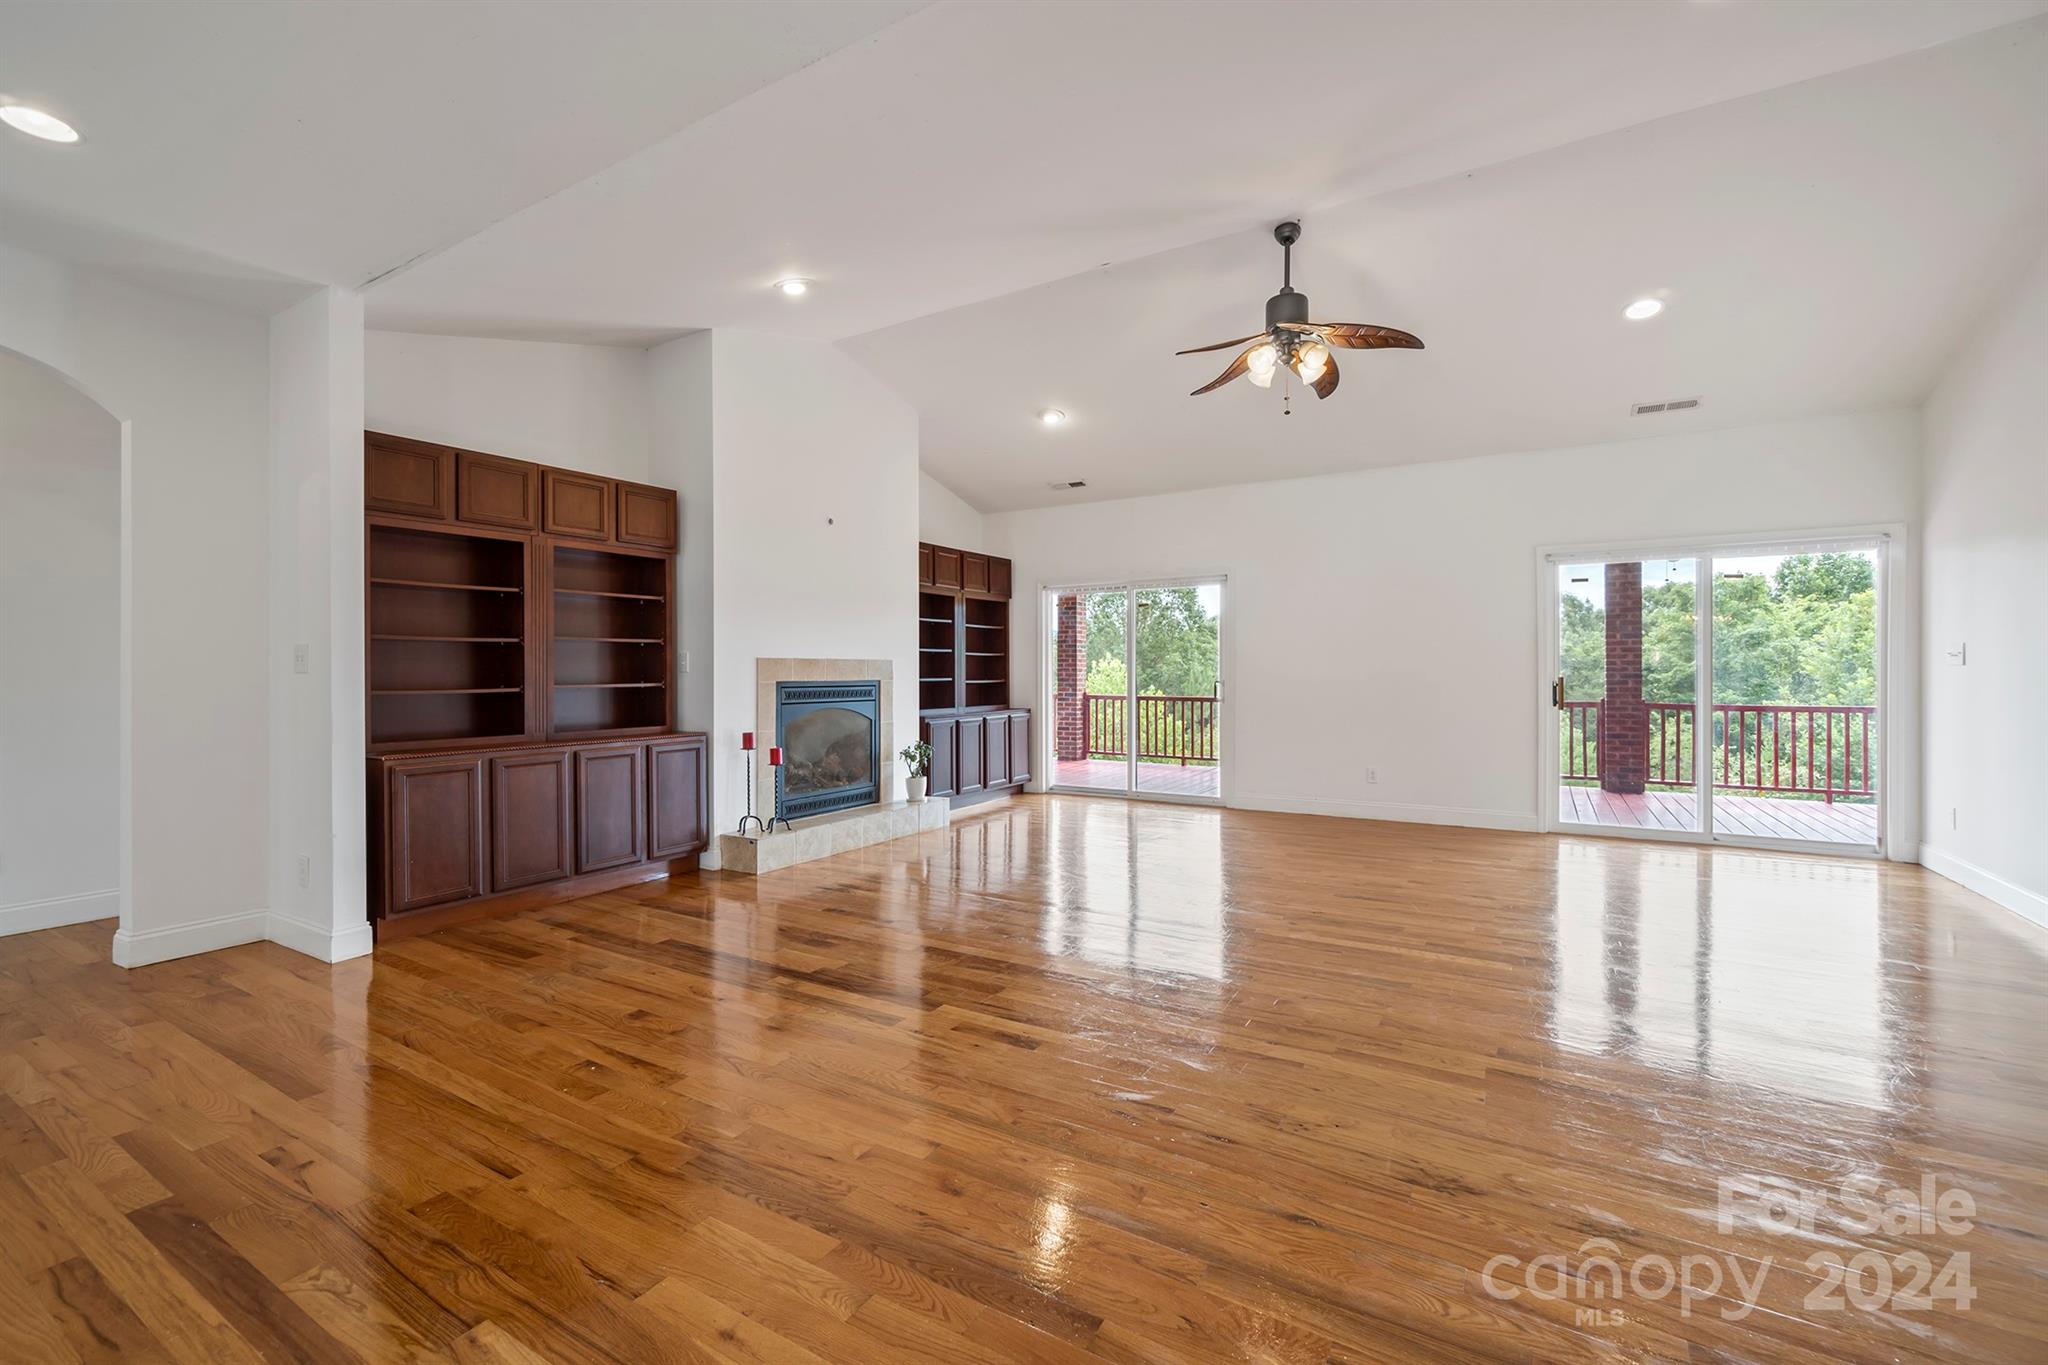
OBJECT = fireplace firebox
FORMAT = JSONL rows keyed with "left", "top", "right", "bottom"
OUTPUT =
{"left": 775, "top": 681, "right": 881, "bottom": 819}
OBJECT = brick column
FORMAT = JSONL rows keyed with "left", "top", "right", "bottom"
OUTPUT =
{"left": 1601, "top": 562, "right": 1648, "bottom": 794}
{"left": 1055, "top": 594, "right": 1088, "bottom": 761}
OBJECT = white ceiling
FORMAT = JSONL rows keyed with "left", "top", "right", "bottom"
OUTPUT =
{"left": 366, "top": 0, "right": 2045, "bottom": 344}
{"left": 851, "top": 16, "right": 2048, "bottom": 510}
{"left": 3, "top": 2, "right": 2043, "bottom": 509}
{"left": 0, "top": 1, "right": 921, "bottom": 302}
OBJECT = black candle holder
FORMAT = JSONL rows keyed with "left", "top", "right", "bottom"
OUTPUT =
{"left": 767, "top": 751, "right": 793, "bottom": 833}
{"left": 736, "top": 745, "right": 765, "bottom": 836}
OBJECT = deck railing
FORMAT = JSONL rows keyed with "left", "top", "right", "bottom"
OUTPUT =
{"left": 1083, "top": 693, "right": 1219, "bottom": 765}
{"left": 1561, "top": 701, "right": 1877, "bottom": 801}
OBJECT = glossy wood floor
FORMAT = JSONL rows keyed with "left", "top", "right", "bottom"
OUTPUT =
{"left": 3, "top": 796, "right": 2046, "bottom": 1363}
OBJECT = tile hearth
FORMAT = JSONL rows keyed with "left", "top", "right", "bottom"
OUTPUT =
{"left": 717, "top": 798, "right": 948, "bottom": 875}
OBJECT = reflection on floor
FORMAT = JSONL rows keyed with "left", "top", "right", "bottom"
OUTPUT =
{"left": 1, "top": 795, "right": 2042, "bottom": 1362}
{"left": 1053, "top": 756, "right": 1219, "bottom": 797}
{"left": 1561, "top": 783, "right": 1878, "bottom": 843}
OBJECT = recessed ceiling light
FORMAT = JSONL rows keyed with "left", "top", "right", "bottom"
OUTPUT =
{"left": 1038, "top": 408, "right": 1067, "bottom": 427}
{"left": 1624, "top": 297, "right": 1665, "bottom": 321}
{"left": 0, "top": 104, "right": 81, "bottom": 144}
{"left": 775, "top": 277, "right": 810, "bottom": 297}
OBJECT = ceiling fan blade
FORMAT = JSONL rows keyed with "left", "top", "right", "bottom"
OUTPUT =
{"left": 1190, "top": 344, "right": 1257, "bottom": 395}
{"left": 1304, "top": 322, "right": 1425, "bottom": 350}
{"left": 1175, "top": 331, "right": 1267, "bottom": 356}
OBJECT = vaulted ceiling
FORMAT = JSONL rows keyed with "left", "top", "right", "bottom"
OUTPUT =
{"left": 4, "top": 1, "right": 2043, "bottom": 507}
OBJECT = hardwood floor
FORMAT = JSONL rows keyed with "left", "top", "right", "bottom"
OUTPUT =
{"left": 2, "top": 795, "right": 2045, "bottom": 1363}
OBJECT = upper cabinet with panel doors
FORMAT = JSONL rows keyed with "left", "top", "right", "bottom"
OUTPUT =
{"left": 364, "top": 431, "right": 677, "bottom": 551}
{"left": 917, "top": 542, "right": 1012, "bottom": 599}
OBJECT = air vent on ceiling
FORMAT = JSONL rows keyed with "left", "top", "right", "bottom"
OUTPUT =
{"left": 1047, "top": 479, "right": 1088, "bottom": 490}
{"left": 1631, "top": 396, "right": 1702, "bottom": 416}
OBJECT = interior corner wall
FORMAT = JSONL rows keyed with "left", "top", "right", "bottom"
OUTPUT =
{"left": 649, "top": 331, "right": 920, "bottom": 852}
{"left": 919, "top": 469, "right": 985, "bottom": 549}
{"left": 365, "top": 330, "right": 653, "bottom": 480}
{"left": 0, "top": 354, "right": 120, "bottom": 937}
{"left": 1920, "top": 240, "right": 2048, "bottom": 929}
{"left": 649, "top": 332, "right": 715, "bottom": 738}
{"left": 0, "top": 242, "right": 273, "bottom": 966}
{"left": 987, "top": 410, "right": 1920, "bottom": 846}
{"left": 267, "top": 287, "right": 371, "bottom": 964}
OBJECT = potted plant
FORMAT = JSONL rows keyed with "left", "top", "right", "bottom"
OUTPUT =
{"left": 900, "top": 740, "right": 933, "bottom": 803}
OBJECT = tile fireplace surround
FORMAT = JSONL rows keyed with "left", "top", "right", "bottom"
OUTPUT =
{"left": 717, "top": 657, "right": 948, "bottom": 875}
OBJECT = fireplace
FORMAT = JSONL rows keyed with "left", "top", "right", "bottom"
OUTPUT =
{"left": 775, "top": 681, "right": 881, "bottom": 819}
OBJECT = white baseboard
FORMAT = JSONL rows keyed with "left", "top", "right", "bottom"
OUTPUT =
{"left": 111, "top": 908, "right": 268, "bottom": 968}
{"left": 265, "top": 911, "right": 373, "bottom": 963}
{"left": 1230, "top": 792, "right": 1539, "bottom": 833}
{"left": 0, "top": 889, "right": 119, "bottom": 938}
{"left": 1920, "top": 845, "right": 2048, "bottom": 933}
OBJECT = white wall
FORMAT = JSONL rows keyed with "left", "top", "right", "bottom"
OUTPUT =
{"left": 1921, "top": 242, "right": 2048, "bottom": 928}
{"left": 989, "top": 410, "right": 1920, "bottom": 849}
{"left": 650, "top": 331, "right": 920, "bottom": 848}
{"left": 0, "top": 242, "right": 273, "bottom": 963}
{"left": 365, "top": 330, "right": 652, "bottom": 480}
{"left": 0, "top": 354, "right": 121, "bottom": 935}
{"left": 268, "top": 288, "right": 372, "bottom": 963}
{"left": 919, "top": 469, "right": 984, "bottom": 549}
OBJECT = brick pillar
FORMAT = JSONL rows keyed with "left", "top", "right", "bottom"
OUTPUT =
{"left": 1055, "top": 594, "right": 1088, "bottom": 761}
{"left": 1601, "top": 562, "right": 1648, "bottom": 794}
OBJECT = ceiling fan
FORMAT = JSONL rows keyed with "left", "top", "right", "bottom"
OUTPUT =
{"left": 1177, "top": 221, "right": 1422, "bottom": 406}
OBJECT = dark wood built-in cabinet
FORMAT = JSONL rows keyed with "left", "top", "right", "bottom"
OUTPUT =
{"left": 918, "top": 540, "right": 1030, "bottom": 807}
{"left": 364, "top": 431, "right": 703, "bottom": 939}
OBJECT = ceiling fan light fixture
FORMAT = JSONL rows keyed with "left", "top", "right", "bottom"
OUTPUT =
{"left": 1247, "top": 368, "right": 1274, "bottom": 389}
{"left": 1245, "top": 343, "right": 1278, "bottom": 378}
{"left": 1295, "top": 341, "right": 1329, "bottom": 384}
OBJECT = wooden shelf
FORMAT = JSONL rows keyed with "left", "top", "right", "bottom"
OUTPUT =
{"left": 557, "top": 635, "right": 663, "bottom": 644}
{"left": 554, "top": 587, "right": 664, "bottom": 602}
{"left": 372, "top": 634, "right": 520, "bottom": 643}
{"left": 918, "top": 617, "right": 952, "bottom": 625}
{"left": 371, "top": 577, "right": 519, "bottom": 594}
{"left": 555, "top": 681, "right": 664, "bottom": 690}
{"left": 373, "top": 687, "right": 522, "bottom": 696}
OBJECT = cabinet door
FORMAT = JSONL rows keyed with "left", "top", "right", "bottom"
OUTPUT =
{"left": 1008, "top": 709, "right": 1032, "bottom": 785}
{"left": 576, "top": 746, "right": 645, "bottom": 872}
{"left": 387, "top": 759, "right": 484, "bottom": 913}
{"left": 365, "top": 433, "right": 452, "bottom": 521}
{"left": 988, "top": 557, "right": 1013, "bottom": 599}
{"left": 647, "top": 736, "right": 707, "bottom": 859}
{"left": 924, "top": 718, "right": 958, "bottom": 798}
{"left": 544, "top": 468, "right": 614, "bottom": 541}
{"left": 489, "top": 751, "right": 572, "bottom": 891}
{"left": 616, "top": 482, "right": 679, "bottom": 550}
{"left": 962, "top": 553, "right": 991, "bottom": 596}
{"left": 982, "top": 713, "right": 1011, "bottom": 787}
{"left": 917, "top": 544, "right": 934, "bottom": 588}
{"left": 458, "top": 451, "right": 539, "bottom": 531}
{"left": 956, "top": 716, "right": 985, "bottom": 794}
{"left": 932, "top": 546, "right": 963, "bottom": 591}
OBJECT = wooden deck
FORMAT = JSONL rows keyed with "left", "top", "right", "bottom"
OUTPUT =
{"left": 1562, "top": 783, "right": 1877, "bottom": 843}
{"left": 1053, "top": 756, "right": 1220, "bottom": 798}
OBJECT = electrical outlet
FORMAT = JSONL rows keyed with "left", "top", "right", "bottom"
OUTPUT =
{"left": 296, "top": 855, "right": 310, "bottom": 889}
{"left": 293, "top": 643, "right": 309, "bottom": 674}
{"left": 1365, "top": 767, "right": 1379, "bottom": 785}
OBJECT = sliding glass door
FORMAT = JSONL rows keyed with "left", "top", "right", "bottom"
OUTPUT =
{"left": 1549, "top": 539, "right": 1883, "bottom": 853}
{"left": 1045, "top": 579, "right": 1223, "bottom": 803}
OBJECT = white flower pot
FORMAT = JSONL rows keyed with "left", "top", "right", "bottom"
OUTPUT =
{"left": 906, "top": 776, "right": 928, "bottom": 803}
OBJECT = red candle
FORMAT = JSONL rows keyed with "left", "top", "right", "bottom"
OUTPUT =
{"left": 768, "top": 746, "right": 783, "bottom": 767}
{"left": 740, "top": 731, "right": 754, "bottom": 750}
